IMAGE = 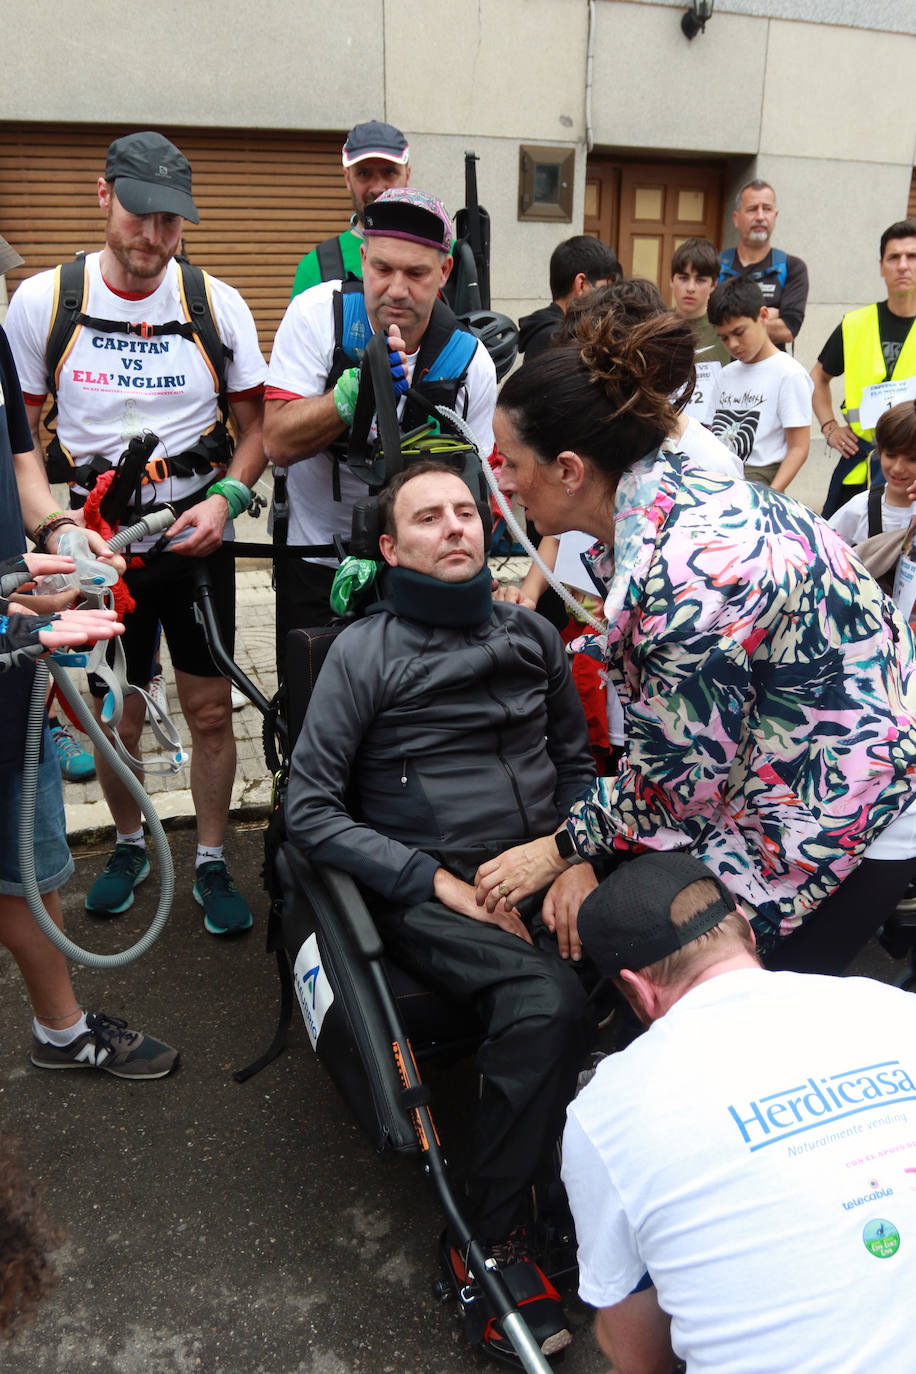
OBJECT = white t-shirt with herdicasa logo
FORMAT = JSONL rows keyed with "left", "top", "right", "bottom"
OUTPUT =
{"left": 709, "top": 350, "right": 813, "bottom": 468}
{"left": 562, "top": 967, "right": 916, "bottom": 1374}
{"left": 5, "top": 251, "right": 265, "bottom": 534}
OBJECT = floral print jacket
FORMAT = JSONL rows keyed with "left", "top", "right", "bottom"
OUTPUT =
{"left": 567, "top": 451, "right": 916, "bottom": 948}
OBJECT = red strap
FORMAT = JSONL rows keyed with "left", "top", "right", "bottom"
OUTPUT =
{"left": 82, "top": 472, "right": 136, "bottom": 618}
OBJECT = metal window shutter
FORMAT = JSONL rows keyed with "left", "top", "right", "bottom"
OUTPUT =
{"left": 0, "top": 123, "right": 352, "bottom": 359}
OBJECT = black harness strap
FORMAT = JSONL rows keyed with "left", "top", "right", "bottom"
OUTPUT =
{"left": 316, "top": 235, "right": 346, "bottom": 284}
{"left": 867, "top": 484, "right": 883, "bottom": 538}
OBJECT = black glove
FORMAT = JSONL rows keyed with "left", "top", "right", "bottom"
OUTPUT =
{"left": 0, "top": 605, "right": 56, "bottom": 672}
{"left": 0, "top": 554, "right": 32, "bottom": 598}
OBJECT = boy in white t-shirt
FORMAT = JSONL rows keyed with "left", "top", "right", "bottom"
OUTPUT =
{"left": 707, "top": 276, "right": 813, "bottom": 489}
{"left": 828, "top": 399, "right": 916, "bottom": 547}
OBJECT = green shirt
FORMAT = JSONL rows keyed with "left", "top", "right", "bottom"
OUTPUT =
{"left": 689, "top": 313, "right": 732, "bottom": 367}
{"left": 290, "top": 227, "right": 364, "bottom": 299}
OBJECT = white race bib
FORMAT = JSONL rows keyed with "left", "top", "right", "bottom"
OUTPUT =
{"left": 858, "top": 376, "right": 916, "bottom": 430}
{"left": 682, "top": 360, "right": 721, "bottom": 424}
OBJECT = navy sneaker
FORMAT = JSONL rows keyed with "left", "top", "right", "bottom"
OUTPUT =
{"left": 85, "top": 843, "right": 150, "bottom": 916}
{"left": 31, "top": 1012, "right": 178, "bottom": 1079}
{"left": 193, "top": 860, "right": 253, "bottom": 935}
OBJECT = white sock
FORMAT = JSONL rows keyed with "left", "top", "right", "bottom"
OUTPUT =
{"left": 116, "top": 828, "right": 145, "bottom": 849}
{"left": 34, "top": 1013, "right": 89, "bottom": 1046}
{"left": 196, "top": 844, "right": 224, "bottom": 869}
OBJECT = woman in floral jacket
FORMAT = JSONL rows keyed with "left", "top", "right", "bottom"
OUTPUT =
{"left": 475, "top": 311, "right": 916, "bottom": 973}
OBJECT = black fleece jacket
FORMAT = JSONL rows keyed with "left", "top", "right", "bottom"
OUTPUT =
{"left": 286, "top": 596, "right": 594, "bottom": 904}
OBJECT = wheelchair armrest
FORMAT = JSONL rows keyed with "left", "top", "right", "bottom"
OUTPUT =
{"left": 313, "top": 863, "right": 385, "bottom": 962}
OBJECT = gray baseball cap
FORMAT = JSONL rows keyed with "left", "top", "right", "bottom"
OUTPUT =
{"left": 105, "top": 131, "right": 200, "bottom": 224}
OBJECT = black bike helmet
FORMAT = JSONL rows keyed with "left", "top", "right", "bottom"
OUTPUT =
{"left": 459, "top": 310, "right": 519, "bottom": 381}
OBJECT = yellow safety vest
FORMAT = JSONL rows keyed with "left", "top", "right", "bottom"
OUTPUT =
{"left": 841, "top": 303, "right": 916, "bottom": 440}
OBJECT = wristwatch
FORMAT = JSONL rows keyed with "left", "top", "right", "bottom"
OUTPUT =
{"left": 554, "top": 827, "right": 584, "bottom": 864}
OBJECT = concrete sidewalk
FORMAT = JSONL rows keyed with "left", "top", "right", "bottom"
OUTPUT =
{"left": 59, "top": 560, "right": 279, "bottom": 841}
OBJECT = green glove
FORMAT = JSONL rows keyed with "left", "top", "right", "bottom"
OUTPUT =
{"left": 330, "top": 556, "right": 378, "bottom": 615}
{"left": 332, "top": 366, "right": 361, "bottom": 425}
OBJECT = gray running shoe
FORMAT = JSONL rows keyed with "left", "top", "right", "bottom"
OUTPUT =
{"left": 30, "top": 1012, "right": 178, "bottom": 1079}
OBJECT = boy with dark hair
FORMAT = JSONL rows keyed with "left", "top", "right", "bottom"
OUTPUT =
{"left": 670, "top": 237, "right": 730, "bottom": 421}
{"left": 519, "top": 235, "right": 621, "bottom": 360}
{"left": 707, "top": 276, "right": 813, "bottom": 489}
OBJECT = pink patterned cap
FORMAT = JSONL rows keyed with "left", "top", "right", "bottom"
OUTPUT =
{"left": 362, "top": 188, "right": 454, "bottom": 253}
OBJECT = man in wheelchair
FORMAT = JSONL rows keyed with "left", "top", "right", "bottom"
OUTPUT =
{"left": 286, "top": 460, "right": 599, "bottom": 1360}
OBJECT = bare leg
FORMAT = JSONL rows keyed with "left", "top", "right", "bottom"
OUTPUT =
{"left": 174, "top": 669, "right": 235, "bottom": 847}
{"left": 0, "top": 891, "right": 82, "bottom": 1029}
{"left": 91, "top": 692, "right": 148, "bottom": 834}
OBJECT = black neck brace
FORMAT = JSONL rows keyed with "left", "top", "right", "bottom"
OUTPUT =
{"left": 386, "top": 565, "right": 493, "bottom": 627}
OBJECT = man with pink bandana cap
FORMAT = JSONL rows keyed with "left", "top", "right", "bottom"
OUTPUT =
{"left": 264, "top": 187, "right": 497, "bottom": 665}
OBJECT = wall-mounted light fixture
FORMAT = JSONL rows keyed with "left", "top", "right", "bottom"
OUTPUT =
{"left": 681, "top": 0, "right": 714, "bottom": 39}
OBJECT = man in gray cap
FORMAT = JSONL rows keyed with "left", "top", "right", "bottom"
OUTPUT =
{"left": 5, "top": 130, "right": 267, "bottom": 936}
{"left": 290, "top": 120, "right": 411, "bottom": 298}
{"left": 562, "top": 850, "right": 916, "bottom": 1374}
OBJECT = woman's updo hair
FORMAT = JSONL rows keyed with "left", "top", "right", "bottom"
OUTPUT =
{"left": 499, "top": 308, "right": 697, "bottom": 478}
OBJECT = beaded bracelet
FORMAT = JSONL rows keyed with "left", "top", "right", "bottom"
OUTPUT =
{"left": 33, "top": 514, "right": 78, "bottom": 552}
{"left": 820, "top": 420, "right": 838, "bottom": 438}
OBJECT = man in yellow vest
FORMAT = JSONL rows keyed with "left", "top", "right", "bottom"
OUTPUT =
{"left": 812, "top": 218, "right": 916, "bottom": 517}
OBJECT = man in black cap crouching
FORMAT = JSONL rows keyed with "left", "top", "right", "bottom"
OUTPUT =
{"left": 563, "top": 851, "right": 916, "bottom": 1374}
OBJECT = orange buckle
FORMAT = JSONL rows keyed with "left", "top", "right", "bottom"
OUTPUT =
{"left": 144, "top": 456, "right": 171, "bottom": 484}
{"left": 139, "top": 321, "right": 154, "bottom": 339}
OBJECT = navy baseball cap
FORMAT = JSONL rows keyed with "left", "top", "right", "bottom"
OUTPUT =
{"left": 578, "top": 851, "right": 737, "bottom": 976}
{"left": 342, "top": 121, "right": 410, "bottom": 168}
{"left": 105, "top": 131, "right": 200, "bottom": 224}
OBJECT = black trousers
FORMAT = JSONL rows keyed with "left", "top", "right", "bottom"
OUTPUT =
{"left": 373, "top": 852, "right": 595, "bottom": 1243}
{"left": 274, "top": 558, "right": 336, "bottom": 683}
{"left": 765, "top": 856, "right": 916, "bottom": 976}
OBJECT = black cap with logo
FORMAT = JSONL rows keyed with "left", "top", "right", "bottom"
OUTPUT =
{"left": 105, "top": 131, "right": 200, "bottom": 224}
{"left": 578, "top": 851, "right": 737, "bottom": 976}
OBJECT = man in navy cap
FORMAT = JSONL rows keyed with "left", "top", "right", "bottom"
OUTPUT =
{"left": 562, "top": 851, "right": 916, "bottom": 1374}
{"left": 290, "top": 120, "right": 411, "bottom": 298}
{"left": 265, "top": 186, "right": 497, "bottom": 668}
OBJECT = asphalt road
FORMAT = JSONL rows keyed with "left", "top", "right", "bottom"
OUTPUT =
{"left": 0, "top": 825, "right": 610, "bottom": 1374}
{"left": 1, "top": 825, "right": 910, "bottom": 1374}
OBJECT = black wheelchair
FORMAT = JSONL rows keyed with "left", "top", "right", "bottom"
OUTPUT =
{"left": 190, "top": 358, "right": 587, "bottom": 1371}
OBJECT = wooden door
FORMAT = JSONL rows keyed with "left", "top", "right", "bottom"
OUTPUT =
{"left": 585, "top": 157, "right": 724, "bottom": 291}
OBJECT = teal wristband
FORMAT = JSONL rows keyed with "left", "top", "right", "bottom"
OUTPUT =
{"left": 207, "top": 478, "right": 252, "bottom": 521}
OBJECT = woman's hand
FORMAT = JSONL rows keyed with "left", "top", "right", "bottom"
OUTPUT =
{"left": 474, "top": 835, "right": 568, "bottom": 914}
{"left": 542, "top": 863, "right": 598, "bottom": 961}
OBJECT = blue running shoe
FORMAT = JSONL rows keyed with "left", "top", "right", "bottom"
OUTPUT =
{"left": 85, "top": 844, "right": 150, "bottom": 916}
{"left": 51, "top": 722, "right": 96, "bottom": 782}
{"left": 193, "top": 860, "right": 253, "bottom": 935}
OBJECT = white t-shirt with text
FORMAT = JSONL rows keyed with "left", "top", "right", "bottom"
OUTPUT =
{"left": 709, "top": 351, "right": 813, "bottom": 469}
{"left": 563, "top": 967, "right": 916, "bottom": 1374}
{"left": 5, "top": 252, "right": 265, "bottom": 528}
